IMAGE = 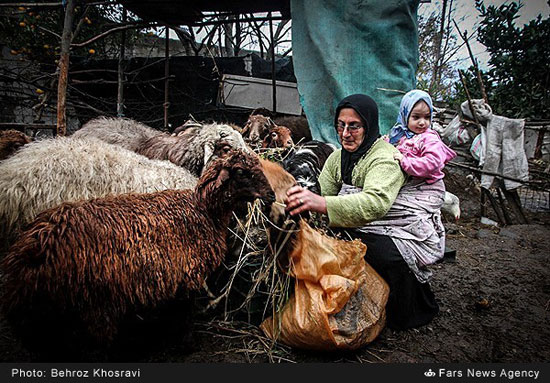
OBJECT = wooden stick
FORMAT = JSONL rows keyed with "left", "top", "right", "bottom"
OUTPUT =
{"left": 447, "top": 161, "right": 532, "bottom": 184}
{"left": 453, "top": 20, "right": 489, "bottom": 103}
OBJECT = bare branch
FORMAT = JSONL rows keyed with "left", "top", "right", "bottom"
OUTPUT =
{"left": 71, "top": 22, "right": 157, "bottom": 48}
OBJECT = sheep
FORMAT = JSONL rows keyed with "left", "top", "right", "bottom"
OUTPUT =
{"left": 171, "top": 119, "right": 203, "bottom": 136}
{"left": 0, "top": 149, "right": 275, "bottom": 351}
{"left": 261, "top": 125, "right": 294, "bottom": 149}
{"left": 72, "top": 116, "right": 158, "bottom": 152}
{"left": 0, "top": 129, "right": 31, "bottom": 161}
{"left": 242, "top": 114, "right": 274, "bottom": 144}
{"left": 282, "top": 140, "right": 335, "bottom": 195}
{"left": 242, "top": 113, "right": 313, "bottom": 146}
{"left": 0, "top": 137, "right": 197, "bottom": 244}
{"left": 173, "top": 120, "right": 244, "bottom": 137}
{"left": 74, "top": 116, "right": 249, "bottom": 177}
{"left": 137, "top": 123, "right": 250, "bottom": 177}
{"left": 259, "top": 158, "right": 297, "bottom": 225}
{"left": 273, "top": 115, "right": 312, "bottom": 144}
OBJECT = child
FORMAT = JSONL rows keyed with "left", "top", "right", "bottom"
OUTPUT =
{"left": 388, "top": 89, "right": 456, "bottom": 183}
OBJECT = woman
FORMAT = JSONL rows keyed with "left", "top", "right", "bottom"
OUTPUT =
{"left": 286, "top": 94, "right": 440, "bottom": 330}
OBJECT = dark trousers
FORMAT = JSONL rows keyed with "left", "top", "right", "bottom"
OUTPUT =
{"left": 341, "top": 230, "right": 439, "bottom": 330}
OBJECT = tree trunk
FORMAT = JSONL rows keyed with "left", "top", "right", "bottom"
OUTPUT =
{"left": 56, "top": 0, "right": 76, "bottom": 136}
{"left": 164, "top": 26, "right": 170, "bottom": 129}
{"left": 117, "top": 7, "right": 127, "bottom": 117}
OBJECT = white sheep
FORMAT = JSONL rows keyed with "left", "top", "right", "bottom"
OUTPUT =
{"left": 72, "top": 116, "right": 159, "bottom": 152}
{"left": 0, "top": 137, "right": 197, "bottom": 244}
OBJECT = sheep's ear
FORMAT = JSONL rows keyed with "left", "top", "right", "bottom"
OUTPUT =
{"left": 203, "top": 143, "right": 215, "bottom": 166}
{"left": 215, "top": 168, "right": 230, "bottom": 187}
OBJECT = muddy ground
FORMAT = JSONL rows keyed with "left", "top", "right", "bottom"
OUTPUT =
{"left": 1, "top": 168, "right": 549, "bottom": 363}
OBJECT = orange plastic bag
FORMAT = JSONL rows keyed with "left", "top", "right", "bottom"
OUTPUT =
{"left": 261, "top": 220, "right": 389, "bottom": 351}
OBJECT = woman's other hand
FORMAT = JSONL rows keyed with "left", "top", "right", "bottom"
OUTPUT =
{"left": 393, "top": 151, "right": 404, "bottom": 162}
{"left": 285, "top": 185, "right": 327, "bottom": 216}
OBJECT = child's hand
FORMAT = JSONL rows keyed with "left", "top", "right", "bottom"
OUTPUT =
{"left": 381, "top": 134, "right": 389, "bottom": 142}
{"left": 393, "top": 152, "right": 404, "bottom": 162}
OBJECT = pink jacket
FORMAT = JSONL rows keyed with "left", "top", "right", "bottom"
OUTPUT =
{"left": 396, "top": 129, "right": 457, "bottom": 184}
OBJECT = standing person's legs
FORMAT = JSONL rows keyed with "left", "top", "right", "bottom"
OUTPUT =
{"left": 351, "top": 231, "right": 439, "bottom": 330}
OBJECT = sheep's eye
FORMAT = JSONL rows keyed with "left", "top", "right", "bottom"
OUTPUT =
{"left": 223, "top": 145, "right": 231, "bottom": 153}
{"left": 235, "top": 169, "right": 244, "bottom": 176}
{"left": 271, "top": 132, "right": 277, "bottom": 138}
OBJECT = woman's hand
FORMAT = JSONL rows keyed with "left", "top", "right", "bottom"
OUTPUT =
{"left": 393, "top": 151, "right": 404, "bottom": 162}
{"left": 285, "top": 185, "right": 327, "bottom": 216}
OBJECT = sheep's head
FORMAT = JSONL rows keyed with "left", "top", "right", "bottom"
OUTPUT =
{"left": 172, "top": 120, "right": 202, "bottom": 136}
{"left": 262, "top": 126, "right": 294, "bottom": 149}
{"left": 242, "top": 115, "right": 274, "bottom": 144}
{"left": 202, "top": 125, "right": 251, "bottom": 172}
{"left": 196, "top": 149, "right": 275, "bottom": 211}
{"left": 0, "top": 130, "right": 32, "bottom": 161}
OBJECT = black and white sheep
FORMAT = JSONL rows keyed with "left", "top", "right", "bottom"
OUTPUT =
{"left": 0, "top": 137, "right": 197, "bottom": 244}
{"left": 282, "top": 140, "right": 335, "bottom": 195}
{"left": 0, "top": 149, "right": 275, "bottom": 350}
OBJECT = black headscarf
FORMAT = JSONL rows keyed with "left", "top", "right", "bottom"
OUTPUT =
{"left": 335, "top": 94, "right": 380, "bottom": 184}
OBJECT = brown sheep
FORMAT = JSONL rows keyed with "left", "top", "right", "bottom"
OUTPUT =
{"left": 274, "top": 115, "right": 312, "bottom": 144}
{"left": 259, "top": 158, "right": 297, "bottom": 225}
{"left": 261, "top": 125, "right": 294, "bottom": 149}
{"left": 0, "top": 130, "right": 31, "bottom": 160}
{"left": 242, "top": 114, "right": 275, "bottom": 144}
{"left": 242, "top": 113, "right": 312, "bottom": 146}
{"left": 0, "top": 150, "right": 275, "bottom": 351}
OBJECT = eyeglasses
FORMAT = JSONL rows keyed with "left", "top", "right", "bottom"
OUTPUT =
{"left": 336, "top": 122, "right": 363, "bottom": 133}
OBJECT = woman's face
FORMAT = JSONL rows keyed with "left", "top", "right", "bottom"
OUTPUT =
{"left": 336, "top": 108, "right": 365, "bottom": 152}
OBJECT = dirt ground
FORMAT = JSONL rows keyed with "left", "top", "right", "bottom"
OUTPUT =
{"left": 1, "top": 169, "right": 549, "bottom": 363}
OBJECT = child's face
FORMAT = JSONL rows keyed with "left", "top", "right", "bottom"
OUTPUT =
{"left": 407, "top": 100, "right": 431, "bottom": 134}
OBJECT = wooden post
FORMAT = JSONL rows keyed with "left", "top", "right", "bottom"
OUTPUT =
{"left": 56, "top": 0, "right": 76, "bottom": 136}
{"left": 458, "top": 70, "right": 481, "bottom": 138}
{"left": 534, "top": 127, "right": 547, "bottom": 159}
{"left": 164, "top": 26, "right": 170, "bottom": 129}
{"left": 117, "top": 7, "right": 127, "bottom": 117}
{"left": 502, "top": 188, "right": 529, "bottom": 224}
{"left": 269, "top": 13, "right": 277, "bottom": 113}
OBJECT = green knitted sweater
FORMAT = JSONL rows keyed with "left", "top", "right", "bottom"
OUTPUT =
{"left": 319, "top": 138, "right": 405, "bottom": 227}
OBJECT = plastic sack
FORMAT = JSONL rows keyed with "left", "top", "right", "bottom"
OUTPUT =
{"left": 470, "top": 133, "right": 483, "bottom": 162}
{"left": 260, "top": 220, "right": 389, "bottom": 351}
{"left": 439, "top": 115, "right": 470, "bottom": 146}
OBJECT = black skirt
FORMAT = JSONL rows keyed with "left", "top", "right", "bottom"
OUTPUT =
{"left": 344, "top": 230, "right": 439, "bottom": 330}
